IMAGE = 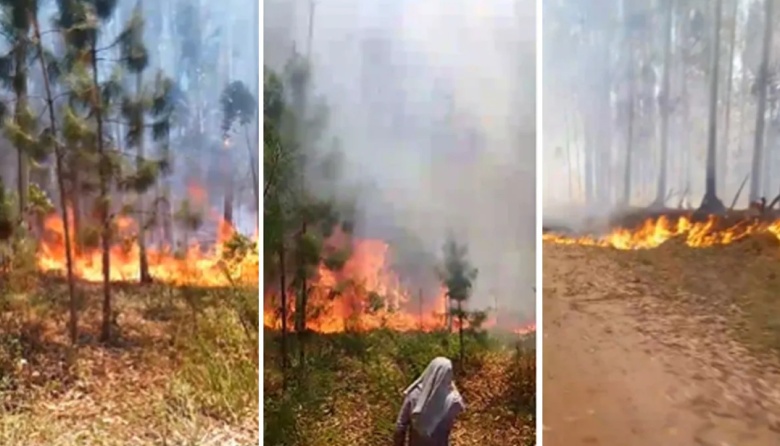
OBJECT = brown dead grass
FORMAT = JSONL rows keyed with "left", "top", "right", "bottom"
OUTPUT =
{"left": 0, "top": 279, "right": 259, "bottom": 446}
{"left": 264, "top": 331, "right": 535, "bottom": 446}
{"left": 545, "top": 232, "right": 780, "bottom": 433}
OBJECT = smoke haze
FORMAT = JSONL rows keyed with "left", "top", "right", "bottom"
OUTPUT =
{"left": 265, "top": 0, "right": 535, "bottom": 322}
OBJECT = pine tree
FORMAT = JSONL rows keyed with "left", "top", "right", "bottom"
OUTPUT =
{"left": 440, "top": 235, "right": 478, "bottom": 365}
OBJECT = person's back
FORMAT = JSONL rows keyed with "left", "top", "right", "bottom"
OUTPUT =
{"left": 393, "top": 357, "right": 465, "bottom": 446}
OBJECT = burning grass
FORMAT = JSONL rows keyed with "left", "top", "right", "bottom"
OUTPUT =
{"left": 543, "top": 210, "right": 780, "bottom": 250}
{"left": 263, "top": 329, "right": 536, "bottom": 446}
{"left": 263, "top": 235, "right": 533, "bottom": 335}
{"left": 0, "top": 270, "right": 259, "bottom": 445}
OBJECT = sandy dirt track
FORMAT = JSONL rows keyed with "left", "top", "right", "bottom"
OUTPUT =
{"left": 542, "top": 244, "right": 780, "bottom": 446}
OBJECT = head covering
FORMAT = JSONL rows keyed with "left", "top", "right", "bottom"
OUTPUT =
{"left": 403, "top": 357, "right": 463, "bottom": 438}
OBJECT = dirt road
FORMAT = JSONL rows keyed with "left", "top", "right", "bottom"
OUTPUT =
{"left": 543, "top": 244, "right": 780, "bottom": 446}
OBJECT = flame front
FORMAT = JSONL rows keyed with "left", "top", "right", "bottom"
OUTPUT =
{"left": 36, "top": 213, "right": 258, "bottom": 287}
{"left": 543, "top": 215, "right": 780, "bottom": 250}
{"left": 263, "top": 235, "right": 533, "bottom": 335}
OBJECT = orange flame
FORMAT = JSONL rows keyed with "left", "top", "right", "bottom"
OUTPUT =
{"left": 263, "top": 234, "right": 531, "bottom": 335}
{"left": 543, "top": 215, "right": 780, "bottom": 250}
{"left": 36, "top": 213, "right": 258, "bottom": 287}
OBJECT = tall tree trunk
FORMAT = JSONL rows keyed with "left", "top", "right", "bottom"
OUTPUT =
{"left": 623, "top": 48, "right": 636, "bottom": 207}
{"left": 720, "top": 0, "right": 740, "bottom": 195}
{"left": 458, "top": 300, "right": 464, "bottom": 365}
{"left": 700, "top": 0, "right": 726, "bottom": 213}
{"left": 32, "top": 14, "right": 79, "bottom": 345}
{"left": 91, "top": 44, "right": 114, "bottom": 343}
{"left": 136, "top": 72, "right": 152, "bottom": 283}
{"left": 279, "top": 245, "right": 288, "bottom": 372}
{"left": 565, "top": 109, "right": 574, "bottom": 201}
{"left": 750, "top": 0, "right": 774, "bottom": 202}
{"left": 655, "top": 0, "right": 675, "bottom": 207}
{"left": 14, "top": 27, "right": 29, "bottom": 220}
{"left": 223, "top": 148, "right": 234, "bottom": 224}
{"left": 245, "top": 126, "right": 259, "bottom": 228}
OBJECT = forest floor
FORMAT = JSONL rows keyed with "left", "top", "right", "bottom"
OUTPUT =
{"left": 264, "top": 329, "right": 536, "bottom": 446}
{"left": 0, "top": 275, "right": 259, "bottom": 446}
{"left": 543, "top": 236, "right": 780, "bottom": 445}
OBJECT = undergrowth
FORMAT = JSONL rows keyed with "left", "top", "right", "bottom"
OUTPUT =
{"left": 0, "top": 239, "right": 259, "bottom": 445}
{"left": 264, "top": 329, "right": 536, "bottom": 446}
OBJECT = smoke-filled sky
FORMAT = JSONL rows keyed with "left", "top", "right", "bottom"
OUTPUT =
{"left": 265, "top": 0, "right": 536, "bottom": 321}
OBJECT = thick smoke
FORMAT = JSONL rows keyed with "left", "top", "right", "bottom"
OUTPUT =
{"left": 265, "top": 0, "right": 535, "bottom": 322}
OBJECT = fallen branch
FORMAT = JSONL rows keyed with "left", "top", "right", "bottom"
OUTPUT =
{"left": 729, "top": 174, "right": 750, "bottom": 210}
{"left": 767, "top": 188, "right": 780, "bottom": 210}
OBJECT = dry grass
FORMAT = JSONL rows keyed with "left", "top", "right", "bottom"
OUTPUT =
{"left": 0, "top": 278, "right": 259, "bottom": 446}
{"left": 264, "top": 330, "right": 535, "bottom": 446}
{"left": 609, "top": 234, "right": 780, "bottom": 356}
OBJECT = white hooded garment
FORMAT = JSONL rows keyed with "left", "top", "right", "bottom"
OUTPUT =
{"left": 403, "top": 357, "right": 463, "bottom": 439}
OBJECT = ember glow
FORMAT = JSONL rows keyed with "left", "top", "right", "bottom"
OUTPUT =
{"left": 543, "top": 215, "right": 780, "bottom": 250}
{"left": 263, "top": 235, "right": 534, "bottom": 335}
{"left": 36, "top": 213, "right": 259, "bottom": 287}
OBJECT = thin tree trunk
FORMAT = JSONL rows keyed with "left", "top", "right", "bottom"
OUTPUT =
{"left": 750, "top": 0, "right": 774, "bottom": 202}
{"left": 655, "top": 0, "right": 675, "bottom": 206}
{"left": 91, "top": 44, "right": 114, "bottom": 343}
{"left": 458, "top": 300, "right": 463, "bottom": 365}
{"left": 565, "top": 109, "right": 573, "bottom": 201}
{"left": 720, "top": 0, "right": 740, "bottom": 195}
{"left": 136, "top": 72, "right": 152, "bottom": 283}
{"left": 14, "top": 27, "right": 29, "bottom": 220}
{"left": 279, "top": 243, "right": 288, "bottom": 375}
{"left": 623, "top": 49, "right": 636, "bottom": 207}
{"left": 700, "top": 0, "right": 726, "bottom": 212}
{"left": 32, "top": 14, "right": 79, "bottom": 345}
{"left": 244, "top": 125, "right": 259, "bottom": 228}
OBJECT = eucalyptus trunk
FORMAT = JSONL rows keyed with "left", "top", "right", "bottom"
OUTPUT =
{"left": 699, "top": 0, "right": 726, "bottom": 213}
{"left": 750, "top": 0, "right": 774, "bottom": 202}
{"left": 654, "top": 0, "right": 675, "bottom": 206}
{"left": 719, "top": 0, "right": 739, "bottom": 195}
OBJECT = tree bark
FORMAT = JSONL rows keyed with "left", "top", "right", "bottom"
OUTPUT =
{"left": 14, "top": 24, "right": 29, "bottom": 220}
{"left": 749, "top": 0, "right": 774, "bottom": 202}
{"left": 92, "top": 43, "right": 114, "bottom": 343}
{"left": 654, "top": 0, "right": 675, "bottom": 207}
{"left": 719, "top": 0, "right": 740, "bottom": 195}
{"left": 137, "top": 72, "right": 152, "bottom": 283}
{"left": 699, "top": 0, "right": 726, "bottom": 213}
{"left": 32, "top": 13, "right": 79, "bottom": 345}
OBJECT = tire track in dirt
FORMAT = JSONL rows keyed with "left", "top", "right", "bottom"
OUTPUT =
{"left": 542, "top": 244, "right": 780, "bottom": 446}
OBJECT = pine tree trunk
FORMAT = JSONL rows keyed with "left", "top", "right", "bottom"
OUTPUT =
{"left": 32, "top": 14, "right": 79, "bottom": 345}
{"left": 91, "top": 44, "right": 114, "bottom": 343}
{"left": 279, "top": 243, "right": 288, "bottom": 376}
{"left": 137, "top": 72, "right": 152, "bottom": 283}
{"left": 14, "top": 30, "right": 29, "bottom": 221}
{"left": 458, "top": 301, "right": 464, "bottom": 365}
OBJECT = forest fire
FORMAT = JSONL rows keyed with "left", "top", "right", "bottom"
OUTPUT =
{"left": 36, "top": 213, "right": 258, "bottom": 287}
{"left": 263, "top": 236, "right": 534, "bottom": 336}
{"left": 543, "top": 215, "right": 780, "bottom": 250}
